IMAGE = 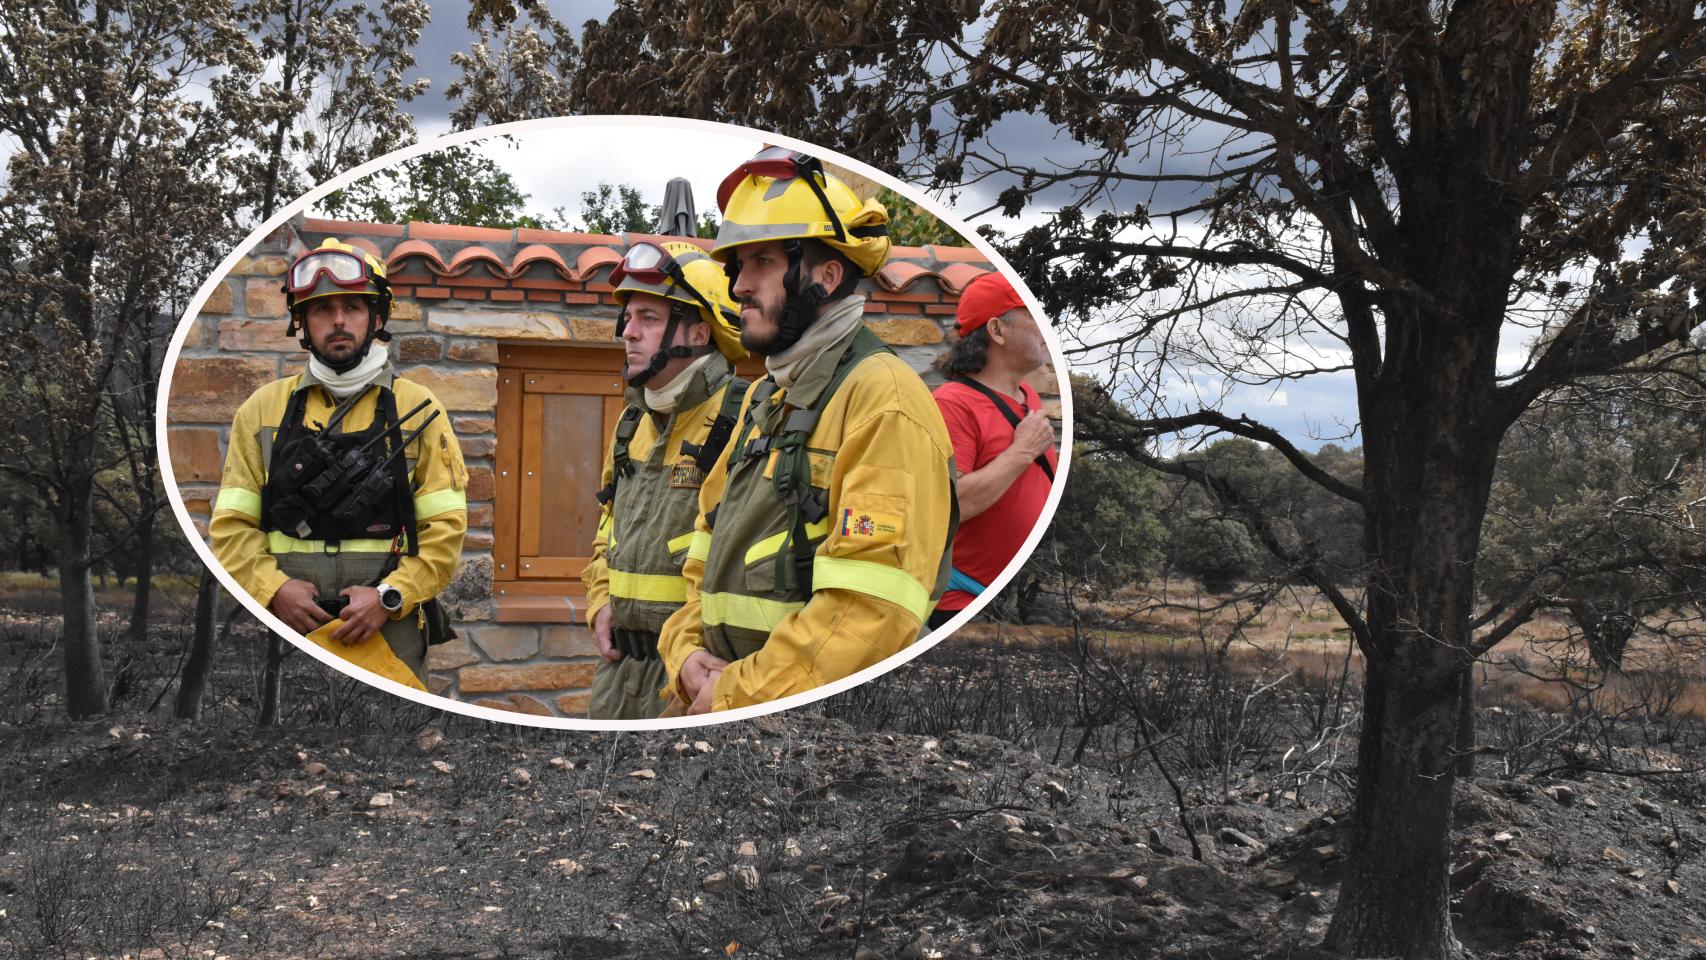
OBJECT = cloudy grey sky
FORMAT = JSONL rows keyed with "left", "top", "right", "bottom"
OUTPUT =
{"left": 316, "top": 3, "right": 1581, "bottom": 455}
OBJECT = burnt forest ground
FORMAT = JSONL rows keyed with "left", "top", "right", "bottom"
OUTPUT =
{"left": 2, "top": 577, "right": 1705, "bottom": 959}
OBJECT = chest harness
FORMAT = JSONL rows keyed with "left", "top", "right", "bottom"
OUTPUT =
{"left": 594, "top": 376, "right": 749, "bottom": 661}
{"left": 260, "top": 384, "right": 438, "bottom": 556}
{"left": 716, "top": 327, "right": 893, "bottom": 598}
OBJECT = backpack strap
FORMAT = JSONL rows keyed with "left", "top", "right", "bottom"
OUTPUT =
{"left": 595, "top": 405, "right": 646, "bottom": 506}
{"left": 681, "top": 377, "right": 750, "bottom": 475}
{"left": 731, "top": 378, "right": 781, "bottom": 469}
{"left": 770, "top": 327, "right": 893, "bottom": 595}
{"left": 377, "top": 386, "right": 420, "bottom": 557}
{"left": 948, "top": 374, "right": 1055, "bottom": 483}
{"left": 259, "top": 387, "right": 313, "bottom": 532}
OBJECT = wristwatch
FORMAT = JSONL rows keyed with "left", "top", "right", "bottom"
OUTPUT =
{"left": 376, "top": 582, "right": 404, "bottom": 613}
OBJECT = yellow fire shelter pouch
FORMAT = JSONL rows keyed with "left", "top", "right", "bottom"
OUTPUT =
{"left": 304, "top": 620, "right": 427, "bottom": 691}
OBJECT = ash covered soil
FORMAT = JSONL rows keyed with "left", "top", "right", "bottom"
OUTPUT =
{"left": 3, "top": 707, "right": 1705, "bottom": 960}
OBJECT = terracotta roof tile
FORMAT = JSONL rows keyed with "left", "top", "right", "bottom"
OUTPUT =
{"left": 445, "top": 245, "right": 510, "bottom": 276}
{"left": 621, "top": 232, "right": 713, "bottom": 251}
{"left": 515, "top": 227, "right": 620, "bottom": 245}
{"left": 407, "top": 221, "right": 514, "bottom": 243}
{"left": 386, "top": 239, "right": 448, "bottom": 272}
{"left": 925, "top": 243, "right": 993, "bottom": 263}
{"left": 303, "top": 218, "right": 405, "bottom": 237}
{"left": 295, "top": 216, "right": 989, "bottom": 307}
{"left": 936, "top": 263, "right": 992, "bottom": 295}
{"left": 871, "top": 288, "right": 940, "bottom": 304}
{"left": 874, "top": 261, "right": 931, "bottom": 293}
{"left": 574, "top": 247, "right": 623, "bottom": 280}
{"left": 343, "top": 237, "right": 385, "bottom": 261}
{"left": 512, "top": 244, "right": 571, "bottom": 277}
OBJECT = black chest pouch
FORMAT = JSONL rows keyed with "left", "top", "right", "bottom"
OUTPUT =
{"left": 261, "top": 386, "right": 422, "bottom": 553}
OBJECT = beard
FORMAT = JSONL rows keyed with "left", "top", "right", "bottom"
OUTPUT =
{"left": 316, "top": 330, "right": 364, "bottom": 360}
{"left": 737, "top": 291, "right": 789, "bottom": 356}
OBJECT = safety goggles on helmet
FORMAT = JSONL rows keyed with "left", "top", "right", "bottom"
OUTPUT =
{"left": 286, "top": 248, "right": 379, "bottom": 295}
{"left": 716, "top": 147, "right": 823, "bottom": 210}
{"left": 716, "top": 147, "right": 854, "bottom": 244}
{"left": 611, "top": 242, "right": 724, "bottom": 324}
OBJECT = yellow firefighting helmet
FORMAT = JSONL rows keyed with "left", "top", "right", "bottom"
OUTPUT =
{"left": 612, "top": 241, "right": 747, "bottom": 362}
{"left": 284, "top": 238, "right": 392, "bottom": 322}
{"left": 711, "top": 148, "right": 890, "bottom": 277}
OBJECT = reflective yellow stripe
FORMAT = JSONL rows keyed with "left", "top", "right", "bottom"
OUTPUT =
{"left": 688, "top": 530, "right": 712, "bottom": 563}
{"left": 701, "top": 591, "right": 803, "bottom": 632}
{"left": 608, "top": 569, "right": 687, "bottom": 604}
{"left": 413, "top": 487, "right": 467, "bottom": 518}
{"left": 267, "top": 531, "right": 399, "bottom": 554}
{"left": 742, "top": 519, "right": 832, "bottom": 566}
{"left": 214, "top": 487, "right": 262, "bottom": 519}
{"left": 812, "top": 557, "right": 931, "bottom": 621}
{"left": 667, "top": 531, "right": 696, "bottom": 555}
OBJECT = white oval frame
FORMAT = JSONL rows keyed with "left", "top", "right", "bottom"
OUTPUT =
{"left": 156, "top": 115, "right": 1075, "bottom": 730}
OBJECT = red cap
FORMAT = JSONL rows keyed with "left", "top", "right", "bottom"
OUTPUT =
{"left": 954, "top": 271, "right": 1026, "bottom": 338}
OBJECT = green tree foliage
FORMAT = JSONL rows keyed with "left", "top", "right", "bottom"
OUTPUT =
{"left": 1168, "top": 514, "right": 1259, "bottom": 595}
{"left": 0, "top": 0, "right": 262, "bottom": 718}
{"left": 1480, "top": 366, "right": 1706, "bottom": 671}
{"left": 1015, "top": 439, "right": 1163, "bottom": 622}
{"left": 320, "top": 143, "right": 565, "bottom": 230}
{"left": 877, "top": 187, "right": 958, "bottom": 247}
{"left": 1153, "top": 438, "right": 1365, "bottom": 590}
{"left": 576, "top": 182, "right": 658, "bottom": 235}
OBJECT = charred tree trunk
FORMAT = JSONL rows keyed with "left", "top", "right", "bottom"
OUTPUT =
{"left": 1324, "top": 264, "right": 1508, "bottom": 958}
{"left": 56, "top": 465, "right": 106, "bottom": 719}
{"left": 126, "top": 500, "right": 154, "bottom": 648}
{"left": 175, "top": 568, "right": 221, "bottom": 720}
{"left": 1454, "top": 668, "right": 1477, "bottom": 778}
{"left": 259, "top": 633, "right": 286, "bottom": 726}
{"left": 1325, "top": 636, "right": 1473, "bottom": 959}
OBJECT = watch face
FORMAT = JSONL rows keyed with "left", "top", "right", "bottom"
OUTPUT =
{"left": 380, "top": 586, "right": 401, "bottom": 610}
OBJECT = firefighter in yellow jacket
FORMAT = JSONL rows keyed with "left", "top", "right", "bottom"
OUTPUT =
{"left": 580, "top": 241, "right": 749, "bottom": 719}
{"left": 658, "top": 149, "right": 958, "bottom": 714}
{"left": 210, "top": 239, "right": 468, "bottom": 686}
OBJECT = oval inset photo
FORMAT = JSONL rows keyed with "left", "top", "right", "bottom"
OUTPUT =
{"left": 159, "top": 117, "right": 1072, "bottom": 728}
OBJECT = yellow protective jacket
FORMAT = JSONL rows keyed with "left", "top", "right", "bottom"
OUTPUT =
{"left": 658, "top": 322, "right": 956, "bottom": 711}
{"left": 209, "top": 367, "right": 469, "bottom": 616}
{"left": 581, "top": 353, "right": 741, "bottom": 633}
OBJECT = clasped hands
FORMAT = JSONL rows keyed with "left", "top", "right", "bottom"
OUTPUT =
{"left": 269, "top": 578, "right": 389, "bottom": 645}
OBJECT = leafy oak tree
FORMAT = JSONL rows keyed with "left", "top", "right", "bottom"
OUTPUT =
{"left": 1480, "top": 364, "right": 1706, "bottom": 675}
{"left": 230, "top": 0, "right": 429, "bottom": 223}
{"left": 1014, "top": 441, "right": 1164, "bottom": 622}
{"left": 559, "top": 3, "right": 1706, "bottom": 957}
{"left": 0, "top": 0, "right": 264, "bottom": 719}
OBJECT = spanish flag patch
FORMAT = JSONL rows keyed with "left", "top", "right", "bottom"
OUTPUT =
{"left": 840, "top": 508, "right": 900, "bottom": 542}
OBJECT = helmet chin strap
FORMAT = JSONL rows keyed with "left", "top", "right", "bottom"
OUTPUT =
{"left": 295, "top": 298, "right": 392, "bottom": 373}
{"left": 626, "top": 302, "right": 713, "bottom": 388}
{"left": 772, "top": 240, "right": 829, "bottom": 354}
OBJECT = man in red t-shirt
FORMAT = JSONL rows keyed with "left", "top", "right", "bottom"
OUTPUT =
{"left": 929, "top": 272, "right": 1059, "bottom": 629}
